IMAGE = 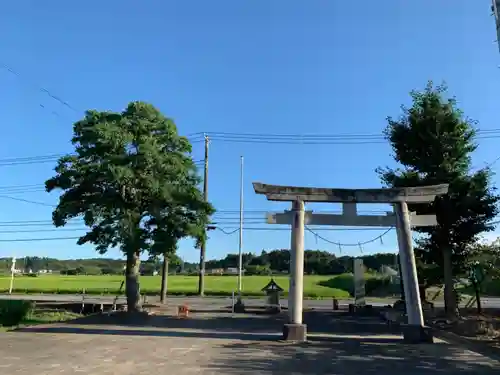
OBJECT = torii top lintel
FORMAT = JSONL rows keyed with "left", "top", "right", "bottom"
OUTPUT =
{"left": 252, "top": 182, "right": 449, "bottom": 203}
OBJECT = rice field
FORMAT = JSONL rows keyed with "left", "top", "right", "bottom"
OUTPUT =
{"left": 0, "top": 274, "right": 351, "bottom": 298}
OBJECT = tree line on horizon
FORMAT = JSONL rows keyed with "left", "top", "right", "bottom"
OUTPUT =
{"left": 0, "top": 250, "right": 398, "bottom": 277}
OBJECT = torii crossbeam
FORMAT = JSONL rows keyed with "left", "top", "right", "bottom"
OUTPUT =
{"left": 253, "top": 182, "right": 448, "bottom": 343}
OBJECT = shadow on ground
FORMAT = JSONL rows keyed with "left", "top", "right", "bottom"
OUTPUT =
{"left": 14, "top": 311, "right": 286, "bottom": 341}
{"left": 15, "top": 309, "right": 400, "bottom": 336}
{"left": 206, "top": 338, "right": 499, "bottom": 374}
{"left": 12, "top": 309, "right": 402, "bottom": 344}
{"left": 304, "top": 310, "right": 402, "bottom": 335}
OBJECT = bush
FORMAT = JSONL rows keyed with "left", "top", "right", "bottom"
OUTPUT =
{"left": 0, "top": 300, "right": 34, "bottom": 326}
{"left": 317, "top": 273, "right": 395, "bottom": 297}
{"left": 365, "top": 277, "right": 398, "bottom": 296}
{"left": 318, "top": 274, "right": 355, "bottom": 295}
{"left": 480, "top": 278, "right": 500, "bottom": 296}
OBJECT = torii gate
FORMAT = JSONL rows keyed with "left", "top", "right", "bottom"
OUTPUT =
{"left": 253, "top": 182, "right": 449, "bottom": 343}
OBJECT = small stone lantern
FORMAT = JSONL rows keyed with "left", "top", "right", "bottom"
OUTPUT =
{"left": 261, "top": 278, "right": 284, "bottom": 314}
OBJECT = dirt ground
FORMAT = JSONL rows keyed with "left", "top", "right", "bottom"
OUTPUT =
{"left": 428, "top": 307, "right": 500, "bottom": 353}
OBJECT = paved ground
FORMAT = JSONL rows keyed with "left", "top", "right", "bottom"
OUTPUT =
{"left": 1, "top": 311, "right": 499, "bottom": 374}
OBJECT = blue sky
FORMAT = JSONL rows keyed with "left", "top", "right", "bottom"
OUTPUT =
{"left": 0, "top": 0, "right": 500, "bottom": 262}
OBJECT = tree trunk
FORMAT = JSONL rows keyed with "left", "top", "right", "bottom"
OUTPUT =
{"left": 473, "top": 280, "right": 482, "bottom": 314}
{"left": 160, "top": 255, "right": 169, "bottom": 304}
{"left": 442, "top": 247, "right": 456, "bottom": 317}
{"left": 419, "top": 285, "right": 427, "bottom": 303}
{"left": 125, "top": 250, "right": 141, "bottom": 313}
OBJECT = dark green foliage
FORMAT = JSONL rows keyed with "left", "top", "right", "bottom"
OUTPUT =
{"left": 45, "top": 102, "right": 214, "bottom": 311}
{"left": 318, "top": 274, "right": 396, "bottom": 297}
{"left": 377, "top": 82, "right": 500, "bottom": 311}
{"left": 204, "top": 250, "right": 396, "bottom": 275}
{"left": 465, "top": 240, "right": 500, "bottom": 312}
{"left": 0, "top": 300, "right": 34, "bottom": 326}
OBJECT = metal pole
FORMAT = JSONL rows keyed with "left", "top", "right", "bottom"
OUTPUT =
{"left": 290, "top": 200, "right": 305, "bottom": 324}
{"left": 198, "top": 135, "right": 209, "bottom": 296}
{"left": 9, "top": 256, "right": 16, "bottom": 294}
{"left": 238, "top": 156, "right": 244, "bottom": 296}
{"left": 394, "top": 202, "right": 424, "bottom": 326}
{"left": 231, "top": 291, "right": 235, "bottom": 315}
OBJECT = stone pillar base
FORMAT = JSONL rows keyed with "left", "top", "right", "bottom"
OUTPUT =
{"left": 403, "top": 324, "right": 434, "bottom": 344}
{"left": 283, "top": 323, "right": 307, "bottom": 342}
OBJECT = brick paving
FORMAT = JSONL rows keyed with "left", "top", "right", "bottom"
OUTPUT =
{"left": 0, "top": 312, "right": 498, "bottom": 374}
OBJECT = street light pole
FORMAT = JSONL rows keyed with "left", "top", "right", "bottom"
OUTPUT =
{"left": 238, "top": 156, "right": 244, "bottom": 297}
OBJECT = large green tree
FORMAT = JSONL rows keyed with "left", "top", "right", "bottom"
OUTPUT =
{"left": 46, "top": 102, "right": 213, "bottom": 312}
{"left": 377, "top": 82, "right": 500, "bottom": 316}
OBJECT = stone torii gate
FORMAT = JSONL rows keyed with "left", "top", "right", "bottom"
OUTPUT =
{"left": 253, "top": 182, "right": 449, "bottom": 343}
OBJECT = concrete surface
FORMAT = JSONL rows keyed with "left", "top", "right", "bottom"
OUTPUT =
{"left": 0, "top": 311, "right": 499, "bottom": 374}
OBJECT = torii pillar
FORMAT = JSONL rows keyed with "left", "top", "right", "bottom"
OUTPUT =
{"left": 253, "top": 182, "right": 448, "bottom": 343}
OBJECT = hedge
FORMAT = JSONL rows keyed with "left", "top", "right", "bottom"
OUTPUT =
{"left": 0, "top": 300, "right": 34, "bottom": 326}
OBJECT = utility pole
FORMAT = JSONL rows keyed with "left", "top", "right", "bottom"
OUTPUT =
{"left": 237, "top": 156, "right": 244, "bottom": 297}
{"left": 492, "top": 1, "right": 500, "bottom": 53}
{"left": 198, "top": 134, "right": 209, "bottom": 296}
{"left": 160, "top": 254, "right": 169, "bottom": 304}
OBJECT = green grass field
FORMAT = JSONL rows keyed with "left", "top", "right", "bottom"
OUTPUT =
{"left": 0, "top": 275, "right": 352, "bottom": 298}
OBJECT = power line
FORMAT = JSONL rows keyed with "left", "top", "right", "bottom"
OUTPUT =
{"left": 483, "top": 155, "right": 500, "bottom": 169}
{"left": 0, "top": 217, "right": 495, "bottom": 231}
{"left": 205, "top": 129, "right": 500, "bottom": 139}
{"left": 0, "top": 227, "right": 394, "bottom": 242}
{"left": 0, "top": 236, "right": 81, "bottom": 242}
{"left": 0, "top": 202, "right": 390, "bottom": 214}
{"left": 0, "top": 63, "right": 207, "bottom": 146}
{"left": 205, "top": 131, "right": 384, "bottom": 138}
{"left": 0, "top": 219, "right": 54, "bottom": 224}
{"left": 0, "top": 153, "right": 206, "bottom": 167}
{"left": 1, "top": 62, "right": 80, "bottom": 113}
{"left": 0, "top": 228, "right": 85, "bottom": 234}
{"left": 202, "top": 130, "right": 500, "bottom": 145}
{"left": 0, "top": 154, "right": 63, "bottom": 167}
{"left": 0, "top": 223, "right": 78, "bottom": 227}
{"left": 0, "top": 195, "right": 55, "bottom": 207}
{"left": 213, "top": 226, "right": 393, "bottom": 232}
{"left": 0, "top": 184, "right": 45, "bottom": 194}
{"left": 0, "top": 221, "right": 83, "bottom": 227}
{"left": 5, "top": 128, "right": 500, "bottom": 166}
{"left": 0, "top": 224, "right": 392, "bottom": 236}
{"left": 214, "top": 209, "right": 389, "bottom": 214}
{"left": 3, "top": 58, "right": 499, "bottom": 146}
